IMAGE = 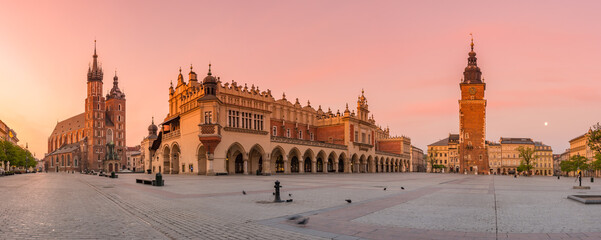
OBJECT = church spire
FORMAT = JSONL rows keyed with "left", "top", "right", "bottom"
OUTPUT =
{"left": 87, "top": 40, "right": 104, "bottom": 82}
{"left": 462, "top": 33, "right": 482, "bottom": 84}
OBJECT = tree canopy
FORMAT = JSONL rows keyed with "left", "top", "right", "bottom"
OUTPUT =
{"left": 0, "top": 139, "right": 36, "bottom": 169}
{"left": 517, "top": 146, "right": 537, "bottom": 176}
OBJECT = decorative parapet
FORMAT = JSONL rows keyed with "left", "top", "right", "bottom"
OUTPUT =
{"left": 271, "top": 136, "right": 347, "bottom": 150}
{"left": 375, "top": 150, "right": 410, "bottom": 160}
{"left": 163, "top": 129, "right": 181, "bottom": 140}
{"left": 223, "top": 127, "right": 268, "bottom": 135}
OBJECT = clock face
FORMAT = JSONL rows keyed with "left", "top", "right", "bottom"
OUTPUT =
{"left": 469, "top": 87, "right": 477, "bottom": 95}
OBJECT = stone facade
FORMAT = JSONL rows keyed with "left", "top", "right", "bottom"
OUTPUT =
{"left": 569, "top": 132, "right": 598, "bottom": 176}
{"left": 141, "top": 64, "right": 412, "bottom": 175}
{"left": 426, "top": 134, "right": 459, "bottom": 173}
{"left": 126, "top": 146, "right": 142, "bottom": 172}
{"left": 411, "top": 145, "right": 425, "bottom": 172}
{"left": 44, "top": 42, "right": 127, "bottom": 173}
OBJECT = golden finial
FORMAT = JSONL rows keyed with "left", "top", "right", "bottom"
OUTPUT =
{"left": 179, "top": 67, "right": 182, "bottom": 73}
{"left": 470, "top": 33, "right": 474, "bottom": 51}
{"left": 190, "top": 64, "right": 193, "bottom": 71}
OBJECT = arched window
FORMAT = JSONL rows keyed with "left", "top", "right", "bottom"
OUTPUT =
{"left": 118, "top": 104, "right": 121, "bottom": 111}
{"left": 118, "top": 115, "right": 121, "bottom": 122}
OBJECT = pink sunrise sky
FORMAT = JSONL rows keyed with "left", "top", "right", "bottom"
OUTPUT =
{"left": 1, "top": 0, "right": 600, "bottom": 157}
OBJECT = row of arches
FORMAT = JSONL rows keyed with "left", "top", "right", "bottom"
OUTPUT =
{"left": 157, "top": 141, "right": 410, "bottom": 175}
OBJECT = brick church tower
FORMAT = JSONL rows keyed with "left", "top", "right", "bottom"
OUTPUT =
{"left": 83, "top": 41, "right": 127, "bottom": 171}
{"left": 85, "top": 41, "right": 106, "bottom": 170}
{"left": 458, "top": 36, "right": 489, "bottom": 175}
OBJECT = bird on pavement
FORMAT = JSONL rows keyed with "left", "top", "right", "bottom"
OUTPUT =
{"left": 287, "top": 215, "right": 302, "bottom": 221}
{"left": 242, "top": 190, "right": 246, "bottom": 195}
{"left": 289, "top": 193, "right": 292, "bottom": 197}
{"left": 383, "top": 187, "right": 387, "bottom": 191}
{"left": 272, "top": 192, "right": 275, "bottom": 195}
{"left": 345, "top": 199, "right": 352, "bottom": 203}
{"left": 286, "top": 199, "right": 293, "bottom": 202}
{"left": 401, "top": 187, "right": 405, "bottom": 190}
{"left": 297, "top": 217, "right": 309, "bottom": 225}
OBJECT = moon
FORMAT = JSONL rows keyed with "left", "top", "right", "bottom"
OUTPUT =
{"left": 544, "top": 122, "right": 548, "bottom": 126}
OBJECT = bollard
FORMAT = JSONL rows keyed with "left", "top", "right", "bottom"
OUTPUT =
{"left": 579, "top": 171, "right": 582, "bottom": 187}
{"left": 591, "top": 177, "right": 594, "bottom": 183}
{"left": 274, "top": 180, "right": 283, "bottom": 202}
{"left": 111, "top": 171, "right": 116, "bottom": 178}
{"left": 155, "top": 172, "right": 163, "bottom": 186}
{"left": 557, "top": 175, "right": 560, "bottom": 180}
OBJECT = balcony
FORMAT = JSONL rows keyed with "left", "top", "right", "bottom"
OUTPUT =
{"left": 163, "top": 129, "right": 181, "bottom": 140}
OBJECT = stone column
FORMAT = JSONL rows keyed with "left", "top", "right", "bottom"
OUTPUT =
{"left": 299, "top": 159, "right": 305, "bottom": 173}
{"left": 345, "top": 160, "right": 351, "bottom": 173}
{"left": 262, "top": 154, "right": 271, "bottom": 176}
{"left": 323, "top": 158, "right": 328, "bottom": 174}
{"left": 284, "top": 155, "right": 290, "bottom": 174}
{"left": 243, "top": 157, "right": 248, "bottom": 175}
{"left": 311, "top": 158, "right": 316, "bottom": 173}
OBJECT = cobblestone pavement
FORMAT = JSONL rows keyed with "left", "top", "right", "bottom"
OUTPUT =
{"left": 1, "top": 172, "right": 601, "bottom": 239}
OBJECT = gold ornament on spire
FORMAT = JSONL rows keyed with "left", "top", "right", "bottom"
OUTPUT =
{"left": 470, "top": 33, "right": 474, "bottom": 51}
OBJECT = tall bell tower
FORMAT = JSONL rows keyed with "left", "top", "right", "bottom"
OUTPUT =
{"left": 458, "top": 35, "right": 489, "bottom": 175}
{"left": 85, "top": 40, "right": 105, "bottom": 171}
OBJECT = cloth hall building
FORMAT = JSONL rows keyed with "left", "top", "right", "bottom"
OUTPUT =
{"left": 141, "top": 65, "right": 412, "bottom": 175}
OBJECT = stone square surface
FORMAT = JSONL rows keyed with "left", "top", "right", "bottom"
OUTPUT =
{"left": 1, "top": 172, "right": 601, "bottom": 239}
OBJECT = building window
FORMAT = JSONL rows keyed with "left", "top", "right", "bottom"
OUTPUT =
{"left": 298, "top": 130, "right": 303, "bottom": 139}
{"left": 272, "top": 126, "right": 277, "bottom": 136}
{"left": 286, "top": 128, "right": 290, "bottom": 138}
{"left": 228, "top": 110, "right": 240, "bottom": 128}
{"left": 204, "top": 111, "right": 212, "bottom": 124}
{"left": 354, "top": 131, "right": 358, "bottom": 142}
{"left": 118, "top": 104, "right": 122, "bottom": 111}
{"left": 310, "top": 132, "right": 314, "bottom": 141}
{"left": 181, "top": 164, "right": 185, "bottom": 173}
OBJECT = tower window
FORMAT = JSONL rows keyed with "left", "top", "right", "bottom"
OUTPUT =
{"left": 272, "top": 126, "right": 277, "bottom": 136}
{"left": 118, "top": 104, "right": 122, "bottom": 111}
{"left": 204, "top": 111, "right": 212, "bottom": 124}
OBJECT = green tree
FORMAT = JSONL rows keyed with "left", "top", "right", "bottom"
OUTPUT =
{"left": 588, "top": 123, "right": 601, "bottom": 177}
{"left": 0, "top": 140, "right": 8, "bottom": 163}
{"left": 570, "top": 155, "right": 589, "bottom": 177}
{"left": 517, "top": 146, "right": 537, "bottom": 176}
{"left": 560, "top": 159, "right": 575, "bottom": 175}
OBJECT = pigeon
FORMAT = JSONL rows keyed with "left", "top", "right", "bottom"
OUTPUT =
{"left": 286, "top": 199, "right": 293, "bottom": 202}
{"left": 289, "top": 193, "right": 292, "bottom": 197}
{"left": 242, "top": 190, "right": 246, "bottom": 195}
{"left": 287, "top": 215, "right": 302, "bottom": 221}
{"left": 401, "top": 187, "right": 405, "bottom": 190}
{"left": 383, "top": 187, "right": 387, "bottom": 191}
{"left": 272, "top": 192, "right": 275, "bottom": 195}
{"left": 345, "top": 199, "right": 352, "bottom": 203}
{"left": 297, "top": 217, "right": 309, "bottom": 225}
